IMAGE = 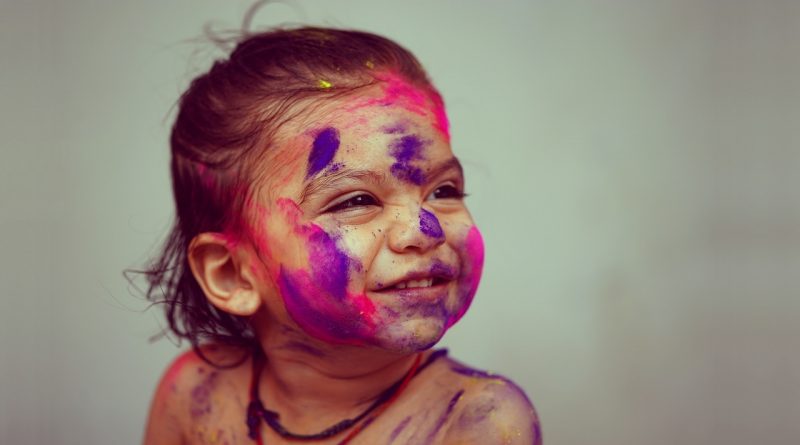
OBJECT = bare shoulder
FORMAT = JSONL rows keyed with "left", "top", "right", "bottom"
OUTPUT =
{"left": 434, "top": 357, "right": 542, "bottom": 445}
{"left": 142, "top": 344, "right": 251, "bottom": 445}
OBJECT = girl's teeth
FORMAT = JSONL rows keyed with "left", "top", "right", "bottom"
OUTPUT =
{"left": 395, "top": 278, "right": 433, "bottom": 289}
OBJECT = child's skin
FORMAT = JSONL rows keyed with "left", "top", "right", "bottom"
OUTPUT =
{"left": 144, "top": 78, "right": 541, "bottom": 445}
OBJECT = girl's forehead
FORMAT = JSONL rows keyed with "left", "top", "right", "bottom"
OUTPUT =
{"left": 263, "top": 104, "right": 452, "bottom": 200}
{"left": 286, "top": 101, "right": 447, "bottom": 164}
{"left": 254, "top": 84, "right": 451, "bottom": 198}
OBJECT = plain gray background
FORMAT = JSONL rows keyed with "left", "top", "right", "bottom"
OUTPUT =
{"left": 2, "top": 1, "right": 798, "bottom": 444}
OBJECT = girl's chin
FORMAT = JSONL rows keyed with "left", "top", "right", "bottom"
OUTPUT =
{"left": 371, "top": 317, "right": 449, "bottom": 353}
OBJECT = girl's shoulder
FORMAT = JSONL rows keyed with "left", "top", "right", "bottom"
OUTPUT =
{"left": 143, "top": 344, "right": 252, "bottom": 445}
{"left": 415, "top": 351, "right": 542, "bottom": 445}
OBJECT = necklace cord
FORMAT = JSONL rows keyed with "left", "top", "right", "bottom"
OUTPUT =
{"left": 246, "top": 349, "right": 446, "bottom": 443}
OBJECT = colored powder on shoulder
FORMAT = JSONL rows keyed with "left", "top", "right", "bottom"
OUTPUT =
{"left": 425, "top": 390, "right": 465, "bottom": 442}
{"left": 388, "top": 416, "right": 412, "bottom": 443}
{"left": 306, "top": 127, "right": 340, "bottom": 178}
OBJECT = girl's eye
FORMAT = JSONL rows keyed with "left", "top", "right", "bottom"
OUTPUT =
{"left": 429, "top": 185, "right": 465, "bottom": 200}
{"left": 326, "top": 194, "right": 379, "bottom": 213}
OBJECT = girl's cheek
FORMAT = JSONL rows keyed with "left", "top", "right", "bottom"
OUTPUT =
{"left": 448, "top": 225, "right": 485, "bottom": 327}
{"left": 244, "top": 200, "right": 310, "bottom": 281}
{"left": 267, "top": 199, "right": 377, "bottom": 344}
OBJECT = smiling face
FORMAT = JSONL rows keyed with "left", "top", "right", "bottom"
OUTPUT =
{"left": 243, "top": 79, "right": 484, "bottom": 353}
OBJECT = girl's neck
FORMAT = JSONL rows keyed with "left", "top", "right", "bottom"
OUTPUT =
{"left": 254, "top": 319, "right": 421, "bottom": 428}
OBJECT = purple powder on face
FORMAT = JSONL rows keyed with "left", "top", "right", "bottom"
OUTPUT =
{"left": 382, "top": 122, "right": 407, "bottom": 134}
{"left": 389, "top": 134, "right": 427, "bottom": 185}
{"left": 326, "top": 162, "right": 344, "bottom": 173}
{"left": 390, "top": 164, "right": 425, "bottom": 185}
{"left": 306, "top": 127, "right": 340, "bottom": 178}
{"left": 307, "top": 229, "right": 349, "bottom": 300}
{"left": 430, "top": 260, "right": 456, "bottom": 279}
{"left": 278, "top": 268, "right": 363, "bottom": 341}
{"left": 391, "top": 134, "right": 424, "bottom": 161}
{"left": 419, "top": 208, "right": 444, "bottom": 239}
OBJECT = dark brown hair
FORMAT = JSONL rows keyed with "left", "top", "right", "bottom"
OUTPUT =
{"left": 131, "top": 26, "right": 445, "bottom": 362}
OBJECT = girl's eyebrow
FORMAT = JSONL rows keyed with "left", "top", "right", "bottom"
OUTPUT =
{"left": 299, "top": 157, "right": 464, "bottom": 204}
{"left": 427, "top": 157, "right": 464, "bottom": 183}
{"left": 300, "top": 169, "right": 389, "bottom": 204}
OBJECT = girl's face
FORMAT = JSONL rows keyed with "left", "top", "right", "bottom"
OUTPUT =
{"left": 245, "top": 79, "right": 484, "bottom": 353}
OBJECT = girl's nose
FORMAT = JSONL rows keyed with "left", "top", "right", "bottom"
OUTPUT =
{"left": 387, "top": 206, "right": 446, "bottom": 253}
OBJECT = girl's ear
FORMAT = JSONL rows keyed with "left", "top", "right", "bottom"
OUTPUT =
{"left": 187, "top": 233, "right": 262, "bottom": 316}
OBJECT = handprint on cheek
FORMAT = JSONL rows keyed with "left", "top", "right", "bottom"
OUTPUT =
{"left": 274, "top": 199, "right": 378, "bottom": 345}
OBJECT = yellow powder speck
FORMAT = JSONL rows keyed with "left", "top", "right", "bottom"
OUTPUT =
{"left": 208, "top": 429, "right": 222, "bottom": 443}
{"left": 365, "top": 60, "right": 375, "bottom": 69}
{"left": 487, "top": 378, "right": 507, "bottom": 387}
{"left": 317, "top": 79, "right": 333, "bottom": 89}
{"left": 501, "top": 426, "right": 521, "bottom": 444}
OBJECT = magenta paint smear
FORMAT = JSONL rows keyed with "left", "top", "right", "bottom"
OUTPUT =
{"left": 278, "top": 268, "right": 375, "bottom": 343}
{"left": 306, "top": 127, "right": 340, "bottom": 178}
{"left": 345, "top": 73, "right": 450, "bottom": 140}
{"left": 274, "top": 198, "right": 377, "bottom": 344}
{"left": 446, "top": 226, "right": 485, "bottom": 328}
{"left": 389, "top": 134, "right": 427, "bottom": 184}
{"left": 419, "top": 208, "right": 444, "bottom": 239}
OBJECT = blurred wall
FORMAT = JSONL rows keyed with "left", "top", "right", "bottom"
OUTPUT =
{"left": 1, "top": 1, "right": 798, "bottom": 444}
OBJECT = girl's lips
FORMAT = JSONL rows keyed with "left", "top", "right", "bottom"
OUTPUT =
{"left": 370, "top": 280, "right": 451, "bottom": 301}
{"left": 372, "top": 266, "right": 457, "bottom": 291}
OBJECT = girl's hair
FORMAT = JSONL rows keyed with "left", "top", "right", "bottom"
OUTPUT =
{"left": 134, "top": 26, "right": 444, "bottom": 362}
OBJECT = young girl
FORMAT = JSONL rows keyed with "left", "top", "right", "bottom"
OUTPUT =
{"left": 142, "top": 26, "right": 541, "bottom": 445}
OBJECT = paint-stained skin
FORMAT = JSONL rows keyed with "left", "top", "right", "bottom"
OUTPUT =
{"left": 145, "top": 72, "right": 542, "bottom": 445}
{"left": 347, "top": 72, "right": 450, "bottom": 140}
{"left": 382, "top": 122, "right": 407, "bottom": 134}
{"left": 388, "top": 416, "right": 412, "bottom": 444}
{"left": 447, "top": 226, "right": 485, "bottom": 329}
{"left": 189, "top": 369, "right": 219, "bottom": 419}
{"left": 424, "top": 389, "right": 465, "bottom": 443}
{"left": 306, "top": 127, "right": 340, "bottom": 178}
{"left": 430, "top": 259, "right": 456, "bottom": 279}
{"left": 419, "top": 208, "right": 444, "bottom": 239}
{"left": 388, "top": 133, "right": 427, "bottom": 185}
{"left": 275, "top": 198, "right": 377, "bottom": 345}
{"left": 446, "top": 364, "right": 542, "bottom": 445}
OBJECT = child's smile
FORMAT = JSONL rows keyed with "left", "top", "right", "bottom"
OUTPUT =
{"left": 245, "top": 83, "right": 484, "bottom": 352}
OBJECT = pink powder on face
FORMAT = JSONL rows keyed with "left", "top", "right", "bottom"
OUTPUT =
{"left": 272, "top": 198, "right": 378, "bottom": 344}
{"left": 344, "top": 72, "right": 450, "bottom": 140}
{"left": 446, "top": 225, "right": 485, "bottom": 328}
